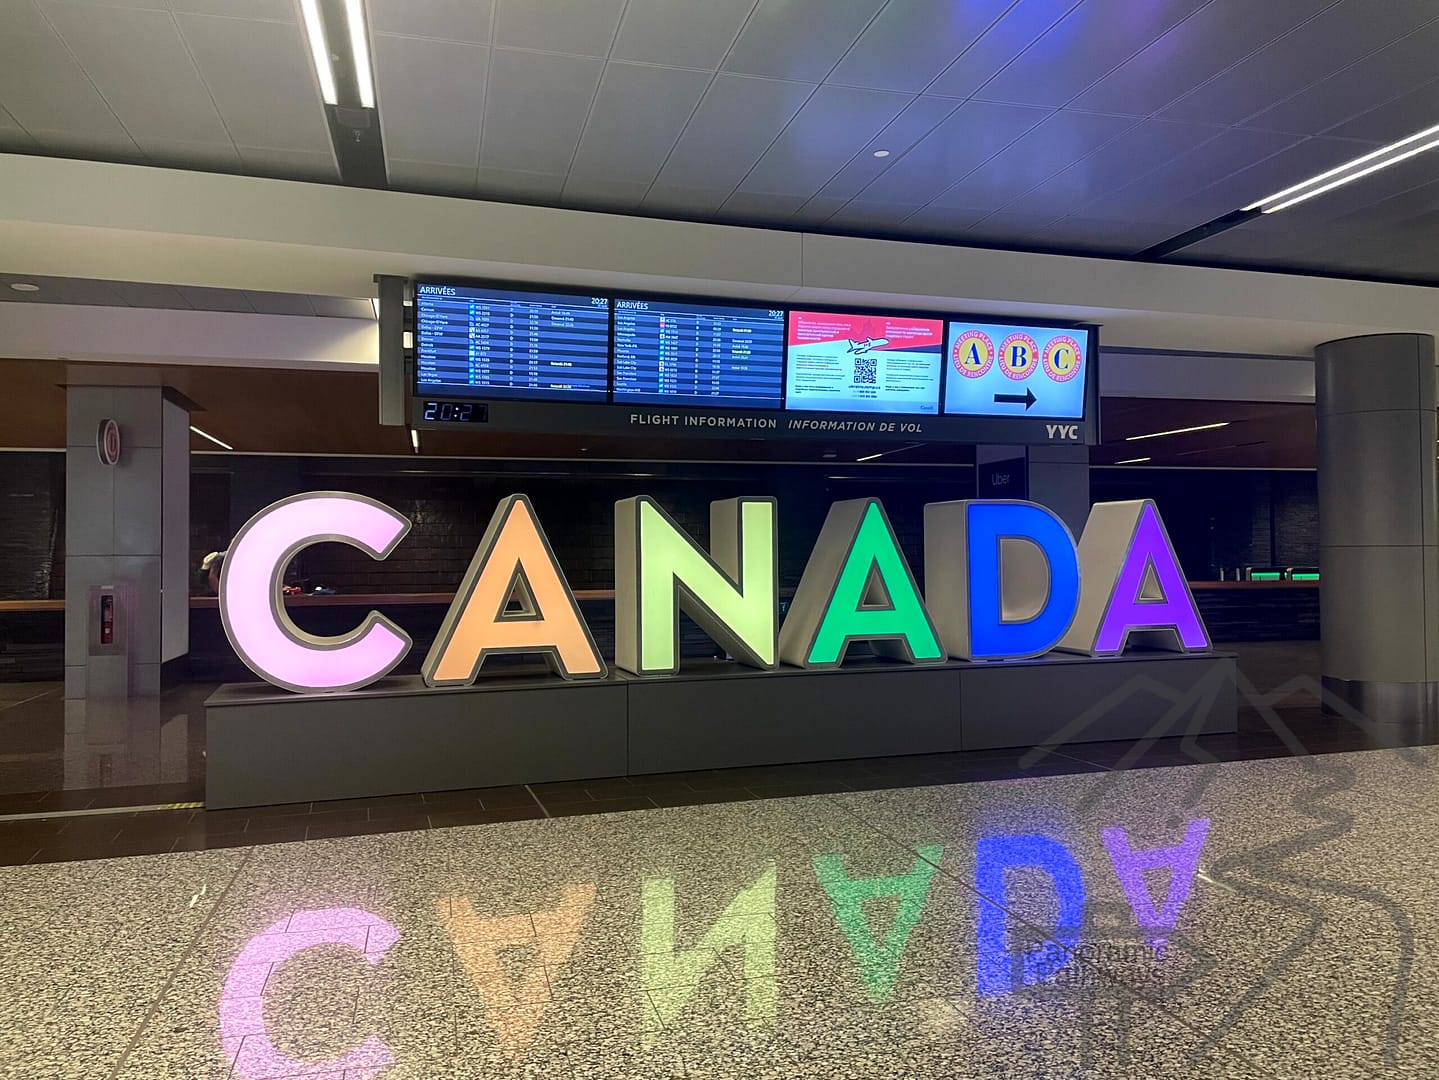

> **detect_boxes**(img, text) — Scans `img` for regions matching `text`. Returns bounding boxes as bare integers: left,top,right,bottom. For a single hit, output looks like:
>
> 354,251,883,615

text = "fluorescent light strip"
300,0,338,105
190,425,233,451
1124,422,1229,442
1244,120,1439,212
856,441,924,463
1266,135,1439,213
344,0,375,109
410,429,420,453
1115,456,1151,465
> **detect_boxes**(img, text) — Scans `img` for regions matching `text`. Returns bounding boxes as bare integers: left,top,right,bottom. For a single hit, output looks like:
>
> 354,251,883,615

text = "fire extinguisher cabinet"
86,583,133,698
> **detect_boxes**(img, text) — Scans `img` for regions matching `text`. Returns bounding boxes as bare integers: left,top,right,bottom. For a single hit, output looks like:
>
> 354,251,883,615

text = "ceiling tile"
1078,126,1303,220
1323,78,1439,145
475,166,567,203
828,0,1013,93
640,184,732,215
108,281,193,309
853,100,1051,205
716,191,809,221
175,13,333,152
723,0,884,82
612,0,756,70
1160,0,1439,126
40,0,227,143
927,0,1077,99
567,62,711,186
170,0,295,20
374,35,487,166
388,159,477,195
736,85,913,197
1014,117,1227,217
823,200,927,232
652,73,814,190
973,0,1212,109
177,285,253,312
244,291,313,315
559,177,651,211
493,0,626,58
235,145,338,180
1070,0,1333,117
480,48,603,173
370,0,492,44
924,209,1064,246
1244,21,1439,137
807,95,962,202
788,195,848,225
1025,214,1192,253
926,109,1138,213
137,138,242,170
23,127,142,159
0,103,38,149
0,1,135,142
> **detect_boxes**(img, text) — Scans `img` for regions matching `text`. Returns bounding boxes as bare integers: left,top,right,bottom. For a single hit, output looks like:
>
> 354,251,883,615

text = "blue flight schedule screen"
414,284,610,403
613,298,785,409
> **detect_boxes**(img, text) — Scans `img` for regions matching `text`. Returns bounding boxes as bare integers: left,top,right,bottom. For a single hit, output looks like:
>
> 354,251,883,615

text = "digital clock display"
420,401,489,423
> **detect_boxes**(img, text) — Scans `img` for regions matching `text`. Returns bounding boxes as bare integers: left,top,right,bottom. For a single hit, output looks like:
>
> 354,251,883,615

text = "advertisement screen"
784,311,943,415
942,322,1089,420
613,298,784,409
414,284,611,403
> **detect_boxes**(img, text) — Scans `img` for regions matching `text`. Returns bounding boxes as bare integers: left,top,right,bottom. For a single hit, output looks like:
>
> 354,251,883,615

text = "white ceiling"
1,0,1438,281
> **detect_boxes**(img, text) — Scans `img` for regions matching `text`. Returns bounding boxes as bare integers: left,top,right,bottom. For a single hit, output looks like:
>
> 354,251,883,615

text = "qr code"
854,356,877,384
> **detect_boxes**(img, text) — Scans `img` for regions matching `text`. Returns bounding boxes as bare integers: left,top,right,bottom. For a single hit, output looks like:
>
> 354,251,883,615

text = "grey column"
976,444,1090,538
1315,333,1439,724
65,387,191,699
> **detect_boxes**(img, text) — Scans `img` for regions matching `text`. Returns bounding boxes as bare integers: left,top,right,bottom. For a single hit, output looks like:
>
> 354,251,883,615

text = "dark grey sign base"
206,651,1236,808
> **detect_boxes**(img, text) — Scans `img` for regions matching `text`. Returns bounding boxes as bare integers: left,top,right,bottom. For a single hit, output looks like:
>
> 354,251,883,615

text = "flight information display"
413,284,611,402
943,322,1090,419
784,310,943,414
613,298,785,408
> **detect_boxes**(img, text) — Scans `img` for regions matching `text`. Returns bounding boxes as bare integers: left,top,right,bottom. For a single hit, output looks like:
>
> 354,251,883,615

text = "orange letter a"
423,495,605,684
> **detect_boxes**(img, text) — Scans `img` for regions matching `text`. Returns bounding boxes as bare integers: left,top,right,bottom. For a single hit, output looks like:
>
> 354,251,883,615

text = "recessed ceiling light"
872,149,891,158
1124,422,1230,442
8,282,39,292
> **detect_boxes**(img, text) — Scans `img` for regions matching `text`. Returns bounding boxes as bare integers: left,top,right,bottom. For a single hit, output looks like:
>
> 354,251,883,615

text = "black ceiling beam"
315,0,388,189
1136,207,1264,261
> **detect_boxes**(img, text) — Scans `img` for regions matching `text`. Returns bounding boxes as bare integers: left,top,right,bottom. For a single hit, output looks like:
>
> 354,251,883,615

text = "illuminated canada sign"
218,492,1209,694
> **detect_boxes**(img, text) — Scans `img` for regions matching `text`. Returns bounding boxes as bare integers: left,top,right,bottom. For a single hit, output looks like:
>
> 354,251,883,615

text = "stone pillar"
65,387,191,698
976,444,1090,538
1315,334,1439,723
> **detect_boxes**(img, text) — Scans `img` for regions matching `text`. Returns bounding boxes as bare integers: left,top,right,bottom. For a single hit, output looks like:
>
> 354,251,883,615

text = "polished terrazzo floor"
5,742,1438,1079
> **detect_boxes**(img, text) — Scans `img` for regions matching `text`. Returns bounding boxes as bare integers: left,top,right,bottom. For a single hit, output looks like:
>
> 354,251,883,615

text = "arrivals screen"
613,298,784,409
943,322,1090,420
413,284,611,403
784,310,943,415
